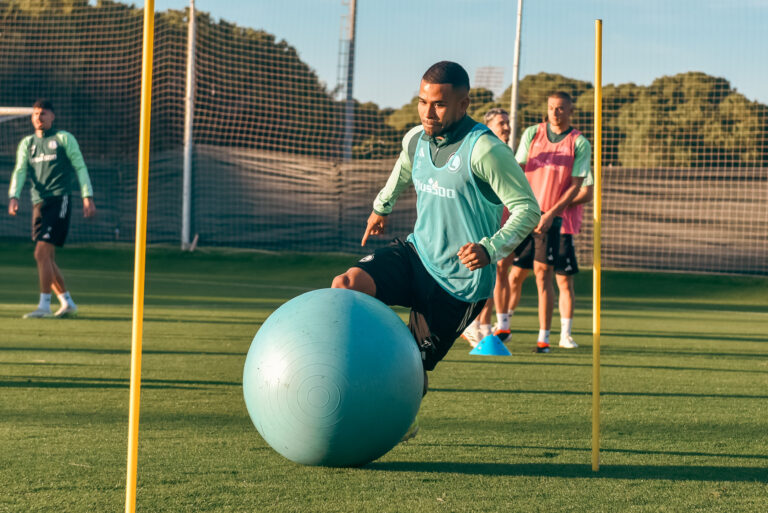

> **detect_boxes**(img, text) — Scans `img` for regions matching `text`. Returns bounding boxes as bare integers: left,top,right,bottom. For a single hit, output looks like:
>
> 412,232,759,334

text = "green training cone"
469,334,512,356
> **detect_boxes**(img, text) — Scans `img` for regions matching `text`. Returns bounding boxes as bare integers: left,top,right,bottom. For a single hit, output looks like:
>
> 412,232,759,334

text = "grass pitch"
0,240,766,512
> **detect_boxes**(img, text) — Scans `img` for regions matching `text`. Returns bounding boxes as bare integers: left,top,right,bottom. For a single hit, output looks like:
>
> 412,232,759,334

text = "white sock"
38,293,52,310
480,324,492,338
507,310,515,317
560,318,573,338
497,313,509,331
537,329,550,344
57,291,75,307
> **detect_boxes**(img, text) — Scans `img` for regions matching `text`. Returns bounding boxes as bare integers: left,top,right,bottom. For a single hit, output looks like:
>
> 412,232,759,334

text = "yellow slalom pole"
592,18,603,473
125,1,155,512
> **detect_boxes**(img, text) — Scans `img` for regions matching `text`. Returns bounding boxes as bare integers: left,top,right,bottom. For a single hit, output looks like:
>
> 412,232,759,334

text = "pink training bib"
523,123,583,234
560,201,584,235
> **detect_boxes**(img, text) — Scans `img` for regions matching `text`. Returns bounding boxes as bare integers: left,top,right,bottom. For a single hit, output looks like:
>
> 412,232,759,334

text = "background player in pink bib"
509,92,591,353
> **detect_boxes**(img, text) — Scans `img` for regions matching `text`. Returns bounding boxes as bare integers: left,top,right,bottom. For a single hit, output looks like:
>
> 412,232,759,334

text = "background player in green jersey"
461,107,516,346
7,99,96,319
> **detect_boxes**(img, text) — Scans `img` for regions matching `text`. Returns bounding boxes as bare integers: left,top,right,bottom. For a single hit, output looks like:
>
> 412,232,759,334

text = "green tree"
386,96,420,134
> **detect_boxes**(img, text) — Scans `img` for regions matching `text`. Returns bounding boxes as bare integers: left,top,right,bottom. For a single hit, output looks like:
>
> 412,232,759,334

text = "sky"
121,0,768,109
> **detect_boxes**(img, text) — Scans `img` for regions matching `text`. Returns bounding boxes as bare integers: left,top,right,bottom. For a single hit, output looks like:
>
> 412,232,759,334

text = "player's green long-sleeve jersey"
373,115,540,263
8,129,93,204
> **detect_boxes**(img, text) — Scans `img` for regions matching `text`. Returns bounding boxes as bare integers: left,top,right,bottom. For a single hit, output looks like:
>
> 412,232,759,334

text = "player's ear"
459,91,470,112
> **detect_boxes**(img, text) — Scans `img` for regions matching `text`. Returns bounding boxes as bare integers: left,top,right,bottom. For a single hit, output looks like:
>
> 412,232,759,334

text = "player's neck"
548,122,571,135
433,114,469,142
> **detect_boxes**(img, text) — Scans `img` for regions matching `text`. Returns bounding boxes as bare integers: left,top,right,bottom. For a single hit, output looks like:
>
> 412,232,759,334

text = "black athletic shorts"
354,238,486,371
512,216,562,269
32,195,71,247
554,234,579,276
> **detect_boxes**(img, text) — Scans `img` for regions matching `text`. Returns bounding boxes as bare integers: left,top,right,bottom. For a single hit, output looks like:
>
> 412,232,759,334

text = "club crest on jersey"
447,153,461,172
48,140,58,150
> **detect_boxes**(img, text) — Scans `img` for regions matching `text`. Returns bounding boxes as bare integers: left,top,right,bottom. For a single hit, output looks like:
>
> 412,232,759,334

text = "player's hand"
457,242,490,271
361,212,387,246
83,197,96,218
8,198,19,216
534,212,553,234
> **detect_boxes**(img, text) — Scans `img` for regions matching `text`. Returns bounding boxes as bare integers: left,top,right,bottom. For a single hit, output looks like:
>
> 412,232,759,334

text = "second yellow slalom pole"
125,1,155,511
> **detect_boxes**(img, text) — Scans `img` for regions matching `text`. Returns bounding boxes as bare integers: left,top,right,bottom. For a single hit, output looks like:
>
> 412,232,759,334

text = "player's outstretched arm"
361,212,388,246
363,126,419,246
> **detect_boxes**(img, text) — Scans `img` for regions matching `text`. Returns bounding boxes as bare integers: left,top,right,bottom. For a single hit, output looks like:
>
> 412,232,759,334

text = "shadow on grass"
365,461,768,482
599,331,768,344
0,361,95,367
0,375,240,389
449,358,768,374
0,346,243,356
430,387,768,400
0,315,262,326
602,299,768,315
423,442,768,461
453,347,768,359
604,347,768,359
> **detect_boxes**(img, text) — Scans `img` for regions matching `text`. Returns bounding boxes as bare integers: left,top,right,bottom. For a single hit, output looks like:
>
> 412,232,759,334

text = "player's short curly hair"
422,61,470,91
548,91,573,104
33,99,55,112
483,107,509,125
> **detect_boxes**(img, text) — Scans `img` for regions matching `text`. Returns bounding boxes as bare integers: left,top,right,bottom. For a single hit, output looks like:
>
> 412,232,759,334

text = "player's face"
418,80,470,137
486,113,511,144
31,107,54,132
547,97,573,130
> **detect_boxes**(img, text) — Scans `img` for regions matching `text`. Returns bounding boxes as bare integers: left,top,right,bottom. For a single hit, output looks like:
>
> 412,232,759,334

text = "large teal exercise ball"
243,288,424,467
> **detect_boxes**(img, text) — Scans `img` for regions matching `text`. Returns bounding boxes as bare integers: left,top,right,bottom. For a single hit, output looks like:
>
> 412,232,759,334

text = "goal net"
1,1,765,275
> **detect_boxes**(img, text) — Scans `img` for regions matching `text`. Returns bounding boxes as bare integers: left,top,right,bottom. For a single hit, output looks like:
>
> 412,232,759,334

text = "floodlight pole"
181,0,196,250
125,1,154,511
343,0,357,160
508,0,523,149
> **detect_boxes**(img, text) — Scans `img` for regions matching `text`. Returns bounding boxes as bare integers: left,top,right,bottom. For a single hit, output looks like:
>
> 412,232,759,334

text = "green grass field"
1,240,766,512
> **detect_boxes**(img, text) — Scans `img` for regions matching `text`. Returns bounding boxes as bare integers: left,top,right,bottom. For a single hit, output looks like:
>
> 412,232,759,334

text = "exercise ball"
243,288,423,467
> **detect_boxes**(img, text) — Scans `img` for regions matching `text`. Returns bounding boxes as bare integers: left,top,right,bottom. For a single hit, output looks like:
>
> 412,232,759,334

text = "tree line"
379,72,768,168
1,0,766,167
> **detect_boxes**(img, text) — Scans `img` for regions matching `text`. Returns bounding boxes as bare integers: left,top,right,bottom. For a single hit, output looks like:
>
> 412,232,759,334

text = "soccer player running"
7,99,96,318
332,61,539,398
508,92,591,352
461,107,517,346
